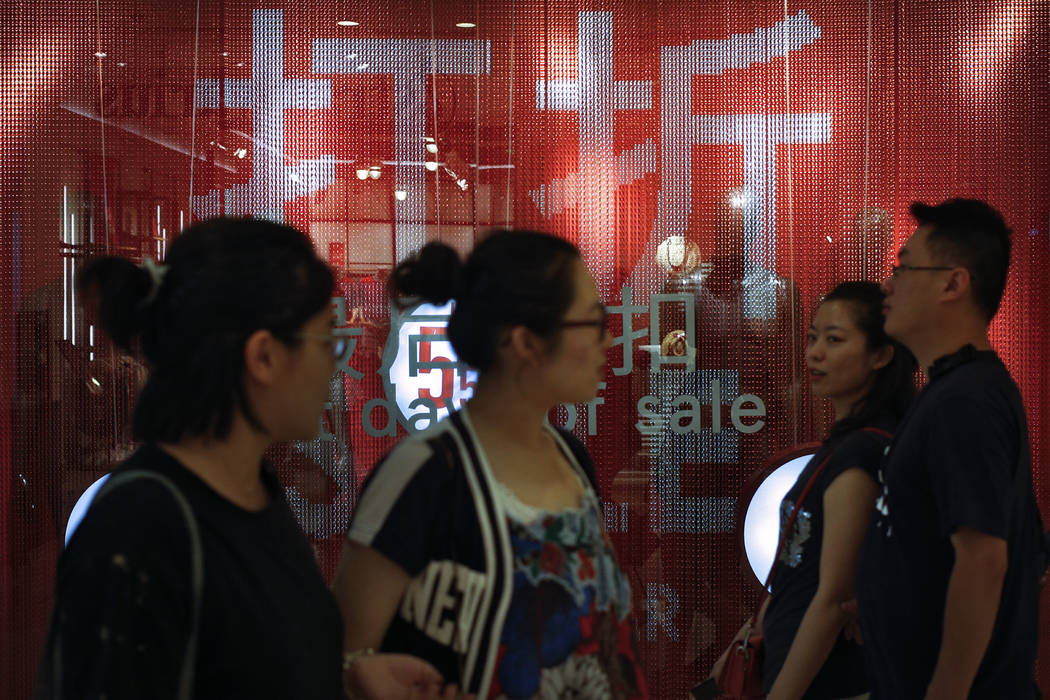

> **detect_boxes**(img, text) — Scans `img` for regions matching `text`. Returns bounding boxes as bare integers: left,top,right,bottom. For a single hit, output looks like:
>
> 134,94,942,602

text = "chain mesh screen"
2,1,1048,697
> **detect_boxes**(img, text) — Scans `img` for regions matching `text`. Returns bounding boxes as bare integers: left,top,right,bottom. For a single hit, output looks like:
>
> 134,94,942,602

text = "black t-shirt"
857,349,1042,699
46,444,344,699
762,423,891,699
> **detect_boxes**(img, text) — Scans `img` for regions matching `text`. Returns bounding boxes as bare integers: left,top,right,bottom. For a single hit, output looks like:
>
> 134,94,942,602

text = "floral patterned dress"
488,480,648,699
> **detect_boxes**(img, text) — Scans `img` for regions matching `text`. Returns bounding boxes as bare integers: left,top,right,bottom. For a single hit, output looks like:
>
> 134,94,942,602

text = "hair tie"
139,257,170,306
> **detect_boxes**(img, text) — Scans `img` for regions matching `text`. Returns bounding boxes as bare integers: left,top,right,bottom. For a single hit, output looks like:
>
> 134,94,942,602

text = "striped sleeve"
348,437,450,576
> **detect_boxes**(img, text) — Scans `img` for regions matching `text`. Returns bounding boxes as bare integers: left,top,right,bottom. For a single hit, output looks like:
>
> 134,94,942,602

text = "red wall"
2,1,1048,697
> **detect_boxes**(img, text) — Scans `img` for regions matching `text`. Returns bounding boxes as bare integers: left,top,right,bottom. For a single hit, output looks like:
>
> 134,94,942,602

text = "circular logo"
380,301,478,433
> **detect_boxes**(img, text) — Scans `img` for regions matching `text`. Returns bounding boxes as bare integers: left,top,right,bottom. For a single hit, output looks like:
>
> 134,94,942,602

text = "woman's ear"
871,343,894,371
243,329,282,386
506,325,550,367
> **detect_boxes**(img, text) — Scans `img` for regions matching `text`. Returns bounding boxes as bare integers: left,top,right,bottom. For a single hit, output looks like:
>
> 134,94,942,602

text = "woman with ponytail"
335,230,649,699
710,281,916,700
38,218,450,699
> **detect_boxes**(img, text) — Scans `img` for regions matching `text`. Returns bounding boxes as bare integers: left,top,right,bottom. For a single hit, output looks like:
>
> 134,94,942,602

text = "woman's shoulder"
74,446,196,534
60,450,199,591
354,427,466,523
823,424,893,475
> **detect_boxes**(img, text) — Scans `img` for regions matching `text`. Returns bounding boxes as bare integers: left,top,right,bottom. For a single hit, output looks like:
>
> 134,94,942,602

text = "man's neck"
912,327,992,373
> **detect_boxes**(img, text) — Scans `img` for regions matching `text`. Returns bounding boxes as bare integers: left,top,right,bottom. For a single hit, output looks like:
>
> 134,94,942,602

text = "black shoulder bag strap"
35,470,203,700
752,426,893,622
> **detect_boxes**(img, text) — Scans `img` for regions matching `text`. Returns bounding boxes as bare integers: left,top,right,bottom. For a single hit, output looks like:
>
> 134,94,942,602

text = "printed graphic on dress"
873,467,892,538
492,499,646,699
777,499,813,568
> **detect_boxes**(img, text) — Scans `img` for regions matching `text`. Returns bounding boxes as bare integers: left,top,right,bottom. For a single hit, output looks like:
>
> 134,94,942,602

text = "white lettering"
646,582,680,641
454,568,487,653
424,563,457,645
399,561,488,653
670,395,703,434
400,563,442,629
731,394,766,434
635,396,662,434
711,378,721,434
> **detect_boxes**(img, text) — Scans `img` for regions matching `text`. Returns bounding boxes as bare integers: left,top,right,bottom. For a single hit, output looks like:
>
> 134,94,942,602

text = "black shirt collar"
927,344,996,381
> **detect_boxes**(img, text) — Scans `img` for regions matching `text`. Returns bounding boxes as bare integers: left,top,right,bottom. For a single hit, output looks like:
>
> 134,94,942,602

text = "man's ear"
243,329,282,386
941,267,972,303
506,325,549,367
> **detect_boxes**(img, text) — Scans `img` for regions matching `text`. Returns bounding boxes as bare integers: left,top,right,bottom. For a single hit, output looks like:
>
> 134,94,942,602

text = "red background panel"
2,1,1047,698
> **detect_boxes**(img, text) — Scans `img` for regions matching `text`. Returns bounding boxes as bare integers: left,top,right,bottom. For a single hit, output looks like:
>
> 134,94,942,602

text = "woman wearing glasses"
38,218,450,699
334,230,648,699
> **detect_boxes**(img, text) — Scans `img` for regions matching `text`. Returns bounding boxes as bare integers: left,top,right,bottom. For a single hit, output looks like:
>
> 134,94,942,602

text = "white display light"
65,474,112,546
742,451,814,585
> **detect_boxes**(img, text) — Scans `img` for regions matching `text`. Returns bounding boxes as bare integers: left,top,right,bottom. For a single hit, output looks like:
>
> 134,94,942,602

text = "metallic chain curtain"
1,1,1048,698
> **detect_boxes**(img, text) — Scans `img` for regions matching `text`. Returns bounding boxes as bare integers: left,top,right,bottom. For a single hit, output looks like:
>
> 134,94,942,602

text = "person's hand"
436,685,475,700
708,617,754,681
840,599,863,644
708,643,731,685
346,653,471,700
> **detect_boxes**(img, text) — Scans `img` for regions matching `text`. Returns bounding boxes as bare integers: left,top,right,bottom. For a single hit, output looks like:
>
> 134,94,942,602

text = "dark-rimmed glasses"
296,332,348,359
558,306,610,340
890,264,954,278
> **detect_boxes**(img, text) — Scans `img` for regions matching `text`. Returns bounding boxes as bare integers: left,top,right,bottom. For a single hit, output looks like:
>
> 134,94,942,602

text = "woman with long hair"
38,218,449,699
714,281,916,700
334,230,649,699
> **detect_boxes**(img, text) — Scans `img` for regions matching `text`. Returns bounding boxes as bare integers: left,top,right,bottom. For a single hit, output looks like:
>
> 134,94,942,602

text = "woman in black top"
38,219,450,699
715,282,916,700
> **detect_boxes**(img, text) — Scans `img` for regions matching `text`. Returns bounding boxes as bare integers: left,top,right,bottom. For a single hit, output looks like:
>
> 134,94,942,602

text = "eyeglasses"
890,264,955,278
296,332,348,359
558,307,610,340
